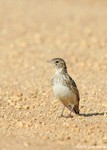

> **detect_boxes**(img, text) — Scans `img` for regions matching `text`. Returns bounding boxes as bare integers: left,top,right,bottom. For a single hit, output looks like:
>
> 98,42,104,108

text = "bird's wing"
65,75,80,102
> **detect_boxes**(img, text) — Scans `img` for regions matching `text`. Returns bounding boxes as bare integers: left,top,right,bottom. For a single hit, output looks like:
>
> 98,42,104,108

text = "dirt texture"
0,0,107,149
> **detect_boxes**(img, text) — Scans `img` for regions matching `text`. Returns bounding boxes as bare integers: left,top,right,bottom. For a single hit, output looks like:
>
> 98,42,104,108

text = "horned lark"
47,58,80,117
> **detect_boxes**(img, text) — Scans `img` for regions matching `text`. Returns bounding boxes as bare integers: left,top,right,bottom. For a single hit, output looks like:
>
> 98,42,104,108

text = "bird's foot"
58,114,73,118
65,114,73,118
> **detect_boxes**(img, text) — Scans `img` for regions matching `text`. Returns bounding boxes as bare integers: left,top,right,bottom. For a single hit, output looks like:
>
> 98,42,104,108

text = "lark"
47,58,80,117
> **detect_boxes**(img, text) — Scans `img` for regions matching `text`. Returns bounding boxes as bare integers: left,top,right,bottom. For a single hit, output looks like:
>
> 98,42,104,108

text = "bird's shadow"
79,112,107,117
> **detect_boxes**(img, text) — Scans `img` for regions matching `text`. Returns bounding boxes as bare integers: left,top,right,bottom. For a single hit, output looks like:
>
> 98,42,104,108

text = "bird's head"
47,58,67,72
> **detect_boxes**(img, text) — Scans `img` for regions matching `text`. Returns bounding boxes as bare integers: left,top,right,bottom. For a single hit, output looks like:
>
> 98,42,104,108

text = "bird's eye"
56,61,59,63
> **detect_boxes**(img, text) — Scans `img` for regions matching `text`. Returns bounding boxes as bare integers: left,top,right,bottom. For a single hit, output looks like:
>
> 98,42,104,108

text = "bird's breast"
52,83,75,99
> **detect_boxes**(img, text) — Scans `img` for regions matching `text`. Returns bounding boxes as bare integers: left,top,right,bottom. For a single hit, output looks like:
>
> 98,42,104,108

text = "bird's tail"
73,103,79,114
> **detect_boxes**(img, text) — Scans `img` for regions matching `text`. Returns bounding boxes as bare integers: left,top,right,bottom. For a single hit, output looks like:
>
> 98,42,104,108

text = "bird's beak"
47,60,52,63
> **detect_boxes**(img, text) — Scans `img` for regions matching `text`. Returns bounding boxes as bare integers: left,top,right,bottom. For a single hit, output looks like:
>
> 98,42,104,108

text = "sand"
0,0,107,149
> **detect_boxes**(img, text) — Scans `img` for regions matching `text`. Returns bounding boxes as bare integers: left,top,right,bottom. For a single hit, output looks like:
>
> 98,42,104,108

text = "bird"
47,58,80,118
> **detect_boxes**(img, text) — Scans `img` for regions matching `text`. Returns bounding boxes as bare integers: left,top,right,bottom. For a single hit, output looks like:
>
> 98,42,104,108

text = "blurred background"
0,0,107,150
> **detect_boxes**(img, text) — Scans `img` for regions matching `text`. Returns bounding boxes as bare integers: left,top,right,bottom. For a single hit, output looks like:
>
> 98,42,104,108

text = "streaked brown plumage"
47,58,80,117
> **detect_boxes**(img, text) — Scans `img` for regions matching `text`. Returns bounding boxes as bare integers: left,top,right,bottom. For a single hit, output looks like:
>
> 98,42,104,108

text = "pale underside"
52,83,78,107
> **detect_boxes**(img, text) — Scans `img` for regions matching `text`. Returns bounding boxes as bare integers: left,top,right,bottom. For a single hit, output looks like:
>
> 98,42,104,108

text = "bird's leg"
65,111,73,118
59,106,65,117
69,110,73,117
65,105,73,118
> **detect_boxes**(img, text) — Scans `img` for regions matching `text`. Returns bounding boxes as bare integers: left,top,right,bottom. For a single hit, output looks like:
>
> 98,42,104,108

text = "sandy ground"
0,0,107,149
